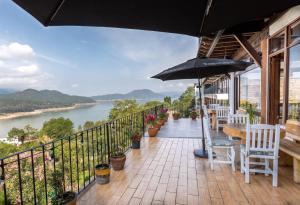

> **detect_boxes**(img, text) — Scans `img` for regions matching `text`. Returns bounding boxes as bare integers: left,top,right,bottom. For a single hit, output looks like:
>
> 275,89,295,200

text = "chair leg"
231,147,235,172
245,156,250,183
265,159,269,176
272,159,278,187
208,148,214,171
240,151,244,174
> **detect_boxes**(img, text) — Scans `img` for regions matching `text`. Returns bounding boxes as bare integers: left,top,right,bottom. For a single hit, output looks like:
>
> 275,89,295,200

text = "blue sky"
0,0,198,96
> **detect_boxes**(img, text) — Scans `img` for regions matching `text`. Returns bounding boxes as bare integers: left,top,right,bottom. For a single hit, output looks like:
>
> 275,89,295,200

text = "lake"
0,101,114,138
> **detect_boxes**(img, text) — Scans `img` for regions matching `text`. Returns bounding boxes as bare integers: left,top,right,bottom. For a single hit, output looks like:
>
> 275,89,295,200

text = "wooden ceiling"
197,32,256,59
197,32,257,85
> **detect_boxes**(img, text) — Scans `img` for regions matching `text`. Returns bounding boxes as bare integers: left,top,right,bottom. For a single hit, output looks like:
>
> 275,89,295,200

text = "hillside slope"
0,89,95,113
92,89,164,100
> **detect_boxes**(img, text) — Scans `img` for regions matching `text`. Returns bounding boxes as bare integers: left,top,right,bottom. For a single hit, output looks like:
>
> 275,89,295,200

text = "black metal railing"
0,105,162,205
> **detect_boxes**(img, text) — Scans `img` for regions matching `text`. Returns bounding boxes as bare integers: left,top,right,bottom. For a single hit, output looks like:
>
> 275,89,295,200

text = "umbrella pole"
194,78,208,158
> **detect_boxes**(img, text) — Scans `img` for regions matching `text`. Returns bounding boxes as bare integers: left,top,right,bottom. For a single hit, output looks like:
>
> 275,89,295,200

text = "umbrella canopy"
151,58,252,81
12,0,300,37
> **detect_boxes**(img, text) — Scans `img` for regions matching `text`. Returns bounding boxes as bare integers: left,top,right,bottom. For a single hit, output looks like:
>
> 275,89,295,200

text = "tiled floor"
78,119,300,205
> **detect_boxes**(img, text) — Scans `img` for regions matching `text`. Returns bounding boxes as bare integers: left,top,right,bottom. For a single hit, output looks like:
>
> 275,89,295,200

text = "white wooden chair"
216,107,229,132
208,104,219,109
240,124,281,187
228,113,249,124
203,117,236,171
202,105,209,118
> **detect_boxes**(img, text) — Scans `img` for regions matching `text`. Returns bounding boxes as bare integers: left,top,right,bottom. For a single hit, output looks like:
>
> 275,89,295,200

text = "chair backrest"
202,105,209,118
246,124,281,156
228,113,249,124
208,104,219,109
203,117,212,146
216,107,229,118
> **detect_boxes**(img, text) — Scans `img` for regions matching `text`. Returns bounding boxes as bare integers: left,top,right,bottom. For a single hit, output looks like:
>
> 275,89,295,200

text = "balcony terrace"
77,118,300,205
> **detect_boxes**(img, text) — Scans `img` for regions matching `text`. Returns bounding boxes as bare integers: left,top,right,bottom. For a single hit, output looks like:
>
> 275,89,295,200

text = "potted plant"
50,170,77,205
172,112,180,120
160,108,169,122
190,110,198,120
110,147,126,170
130,128,142,149
95,163,110,184
145,114,158,137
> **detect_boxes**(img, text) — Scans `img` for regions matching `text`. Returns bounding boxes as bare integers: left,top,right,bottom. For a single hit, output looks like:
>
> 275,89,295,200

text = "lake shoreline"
0,103,97,120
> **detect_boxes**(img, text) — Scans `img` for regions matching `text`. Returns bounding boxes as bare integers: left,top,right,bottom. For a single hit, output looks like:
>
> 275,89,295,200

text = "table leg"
293,158,300,183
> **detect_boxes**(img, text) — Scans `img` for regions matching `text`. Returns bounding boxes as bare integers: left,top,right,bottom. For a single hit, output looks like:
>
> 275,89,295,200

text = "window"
289,21,300,46
239,67,261,111
270,32,285,53
288,44,300,121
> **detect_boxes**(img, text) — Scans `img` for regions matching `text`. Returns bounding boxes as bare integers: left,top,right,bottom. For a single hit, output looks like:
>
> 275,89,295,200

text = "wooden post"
260,39,268,123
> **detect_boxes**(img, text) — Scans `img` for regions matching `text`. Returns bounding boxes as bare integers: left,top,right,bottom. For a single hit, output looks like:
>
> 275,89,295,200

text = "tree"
41,117,74,139
24,124,38,140
163,96,172,107
143,100,161,109
8,127,26,144
0,142,18,158
83,121,95,130
109,100,140,119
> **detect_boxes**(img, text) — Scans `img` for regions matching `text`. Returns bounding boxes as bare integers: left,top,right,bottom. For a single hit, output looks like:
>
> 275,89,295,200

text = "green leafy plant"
190,110,199,118
129,128,142,142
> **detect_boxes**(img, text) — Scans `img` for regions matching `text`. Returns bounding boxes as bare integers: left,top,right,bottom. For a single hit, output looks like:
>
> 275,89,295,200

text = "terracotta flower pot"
110,154,126,171
158,119,165,126
173,114,180,120
148,127,158,137
191,116,197,120
154,123,161,130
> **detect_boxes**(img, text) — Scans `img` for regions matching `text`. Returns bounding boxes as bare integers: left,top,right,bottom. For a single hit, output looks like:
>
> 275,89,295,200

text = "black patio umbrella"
12,0,300,37
152,58,252,158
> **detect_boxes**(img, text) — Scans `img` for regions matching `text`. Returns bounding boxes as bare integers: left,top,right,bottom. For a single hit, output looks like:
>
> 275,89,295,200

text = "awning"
12,0,300,37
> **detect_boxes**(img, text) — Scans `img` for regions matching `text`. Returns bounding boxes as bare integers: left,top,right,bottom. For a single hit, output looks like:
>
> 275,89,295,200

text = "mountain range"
92,89,177,100
0,89,95,113
0,88,180,114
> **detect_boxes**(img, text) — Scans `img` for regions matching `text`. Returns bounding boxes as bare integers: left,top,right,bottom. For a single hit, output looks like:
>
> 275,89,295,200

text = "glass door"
269,53,285,124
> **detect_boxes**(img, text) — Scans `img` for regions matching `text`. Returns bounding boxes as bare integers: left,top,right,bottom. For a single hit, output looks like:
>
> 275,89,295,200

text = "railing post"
1,159,7,205
106,123,111,163
142,111,145,137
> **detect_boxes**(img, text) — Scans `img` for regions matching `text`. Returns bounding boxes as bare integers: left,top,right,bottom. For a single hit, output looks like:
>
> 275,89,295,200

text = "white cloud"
0,42,51,89
71,83,79,88
0,42,35,60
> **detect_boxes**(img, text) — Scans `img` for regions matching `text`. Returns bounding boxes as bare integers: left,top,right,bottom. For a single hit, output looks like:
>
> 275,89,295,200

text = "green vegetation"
109,99,140,119
41,117,74,139
7,124,38,144
0,89,95,113
171,86,195,117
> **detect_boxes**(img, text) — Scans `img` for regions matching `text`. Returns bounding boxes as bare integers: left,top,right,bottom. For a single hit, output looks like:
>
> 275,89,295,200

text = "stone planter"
110,154,126,171
95,163,110,184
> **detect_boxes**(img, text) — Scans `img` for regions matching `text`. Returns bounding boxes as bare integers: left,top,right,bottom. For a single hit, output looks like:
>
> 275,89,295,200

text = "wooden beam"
234,34,262,67
206,30,224,57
